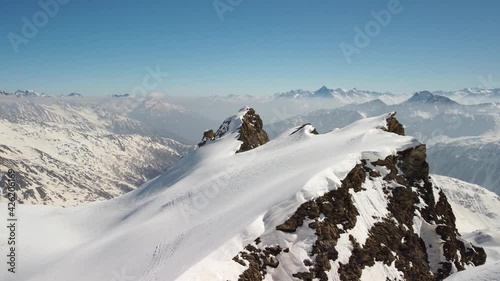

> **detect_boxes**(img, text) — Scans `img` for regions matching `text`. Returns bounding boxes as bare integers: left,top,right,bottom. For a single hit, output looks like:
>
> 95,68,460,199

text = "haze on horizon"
0,0,499,96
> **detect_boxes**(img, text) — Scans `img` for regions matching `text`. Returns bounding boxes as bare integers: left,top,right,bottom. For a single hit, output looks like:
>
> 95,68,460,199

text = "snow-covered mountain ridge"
267,97,500,194
2,109,498,281
0,99,192,206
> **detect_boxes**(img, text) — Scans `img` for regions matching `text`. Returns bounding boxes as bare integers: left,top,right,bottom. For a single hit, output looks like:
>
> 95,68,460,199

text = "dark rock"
198,129,215,147
237,108,269,153
198,108,269,153
399,144,430,182
235,244,283,281
384,112,405,136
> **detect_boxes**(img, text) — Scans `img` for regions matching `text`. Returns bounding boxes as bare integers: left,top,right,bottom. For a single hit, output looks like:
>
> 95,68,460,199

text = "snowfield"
0,111,499,280
433,175,500,267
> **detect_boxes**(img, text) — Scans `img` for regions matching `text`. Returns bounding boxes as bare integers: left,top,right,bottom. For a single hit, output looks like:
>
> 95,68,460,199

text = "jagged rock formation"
384,112,405,136
235,108,269,152
198,107,269,153
233,239,284,281
232,115,486,281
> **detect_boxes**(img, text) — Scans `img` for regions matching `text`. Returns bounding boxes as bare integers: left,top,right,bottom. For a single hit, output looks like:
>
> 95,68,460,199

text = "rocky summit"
198,106,269,153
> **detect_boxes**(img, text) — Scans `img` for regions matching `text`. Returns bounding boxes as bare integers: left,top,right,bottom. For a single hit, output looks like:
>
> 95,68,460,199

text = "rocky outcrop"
233,239,284,281
198,107,269,153
198,130,215,146
236,108,269,152
233,115,485,281
384,112,405,136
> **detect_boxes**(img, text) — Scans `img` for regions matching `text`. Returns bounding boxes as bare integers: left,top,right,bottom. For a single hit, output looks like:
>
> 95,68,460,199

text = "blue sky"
0,0,499,96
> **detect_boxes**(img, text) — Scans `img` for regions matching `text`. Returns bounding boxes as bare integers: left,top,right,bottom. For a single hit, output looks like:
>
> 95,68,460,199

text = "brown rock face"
197,107,269,153
399,144,430,182
385,112,405,136
198,129,215,147
237,108,269,153
233,239,284,281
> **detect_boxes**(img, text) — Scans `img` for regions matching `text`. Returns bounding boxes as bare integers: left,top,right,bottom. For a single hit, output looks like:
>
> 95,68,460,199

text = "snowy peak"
441,87,500,97
198,106,269,153
63,92,82,97
405,91,459,105
14,89,50,97
274,89,314,99
314,86,334,98
110,93,131,98
273,86,398,105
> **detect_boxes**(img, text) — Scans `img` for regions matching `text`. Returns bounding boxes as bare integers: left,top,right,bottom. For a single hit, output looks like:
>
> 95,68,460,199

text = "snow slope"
428,135,500,195
267,100,500,194
444,261,500,281
1,110,497,281
433,175,500,262
433,175,500,281
0,112,423,281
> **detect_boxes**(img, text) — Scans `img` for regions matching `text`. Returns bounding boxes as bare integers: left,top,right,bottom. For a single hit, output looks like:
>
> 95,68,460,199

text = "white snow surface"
0,112,424,281
0,109,499,280
444,261,500,281
434,175,500,281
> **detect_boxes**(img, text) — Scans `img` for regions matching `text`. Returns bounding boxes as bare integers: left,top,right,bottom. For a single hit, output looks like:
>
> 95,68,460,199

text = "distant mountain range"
274,86,402,104
404,91,459,105
0,90,83,97
4,86,499,103
275,86,500,104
